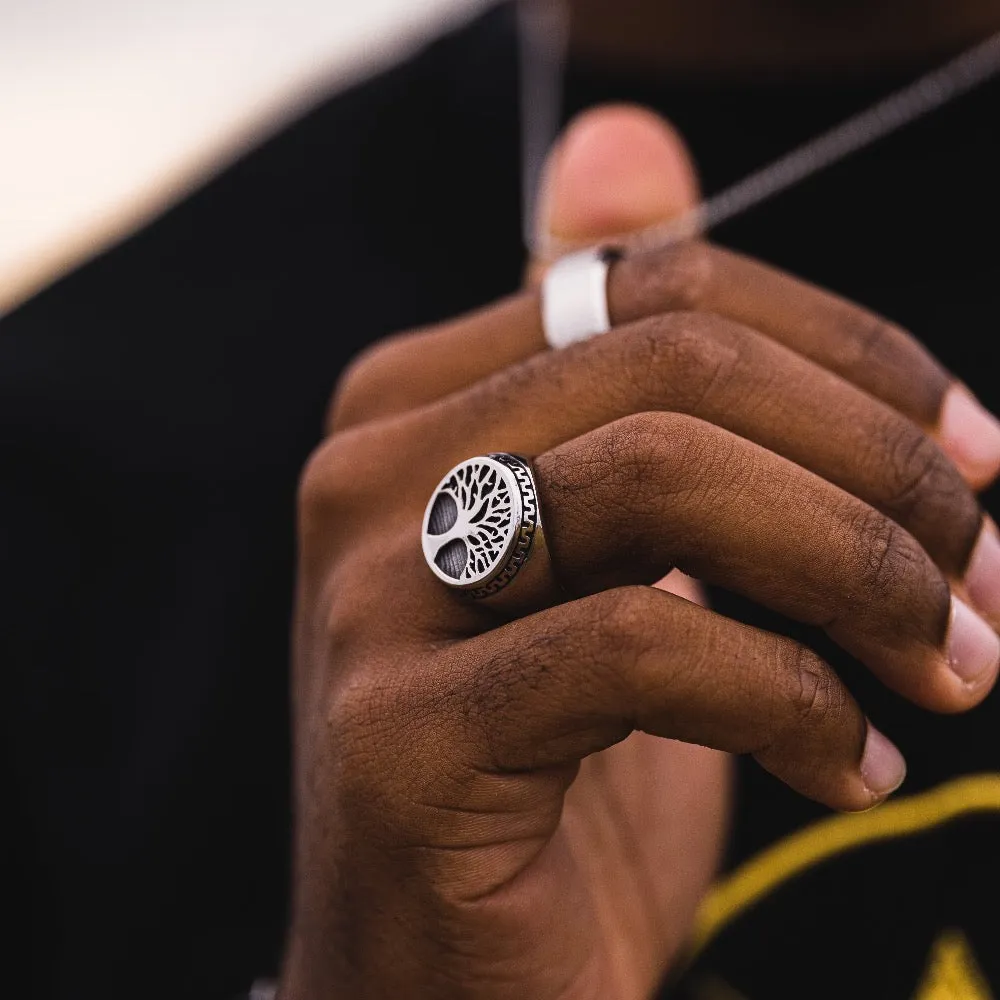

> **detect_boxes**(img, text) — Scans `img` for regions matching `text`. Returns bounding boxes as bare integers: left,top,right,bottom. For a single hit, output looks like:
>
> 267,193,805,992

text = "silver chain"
519,0,1000,260
516,0,570,251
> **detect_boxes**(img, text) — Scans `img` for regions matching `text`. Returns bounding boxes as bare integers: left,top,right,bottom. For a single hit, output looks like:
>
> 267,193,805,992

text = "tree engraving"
425,460,515,583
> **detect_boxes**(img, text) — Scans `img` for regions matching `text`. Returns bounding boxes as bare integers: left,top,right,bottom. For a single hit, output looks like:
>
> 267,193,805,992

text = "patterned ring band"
422,453,547,600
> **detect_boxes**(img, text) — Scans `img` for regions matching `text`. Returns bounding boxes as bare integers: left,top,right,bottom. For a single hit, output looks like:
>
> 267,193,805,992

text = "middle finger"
331,242,1000,495
530,411,999,714
412,310,986,586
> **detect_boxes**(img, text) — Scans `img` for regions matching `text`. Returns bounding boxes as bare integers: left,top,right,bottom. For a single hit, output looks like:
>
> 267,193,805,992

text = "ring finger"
410,412,999,714
391,311,989,595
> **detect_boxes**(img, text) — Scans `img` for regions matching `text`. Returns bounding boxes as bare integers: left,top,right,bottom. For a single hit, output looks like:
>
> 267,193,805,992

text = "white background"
0,0,485,313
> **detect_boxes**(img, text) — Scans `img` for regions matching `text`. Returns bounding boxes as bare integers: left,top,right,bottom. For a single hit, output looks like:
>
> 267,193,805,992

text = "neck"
567,0,1000,78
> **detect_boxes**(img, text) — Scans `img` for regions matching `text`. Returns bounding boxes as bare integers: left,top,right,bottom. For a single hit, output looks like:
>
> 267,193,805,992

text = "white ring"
541,248,616,349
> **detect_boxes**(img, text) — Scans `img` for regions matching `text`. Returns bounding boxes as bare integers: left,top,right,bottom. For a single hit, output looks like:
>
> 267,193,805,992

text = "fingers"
440,586,902,812
330,105,697,430
327,107,1000,490
530,412,999,712
420,312,984,583
331,239,1000,498
328,295,541,431
606,242,1000,488
332,144,1000,496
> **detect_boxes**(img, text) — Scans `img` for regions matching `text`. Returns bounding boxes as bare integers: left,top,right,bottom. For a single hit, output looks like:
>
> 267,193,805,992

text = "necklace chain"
518,0,1000,260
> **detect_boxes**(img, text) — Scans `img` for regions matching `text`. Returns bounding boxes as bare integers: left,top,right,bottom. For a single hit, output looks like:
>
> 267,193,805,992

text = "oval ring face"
422,456,523,590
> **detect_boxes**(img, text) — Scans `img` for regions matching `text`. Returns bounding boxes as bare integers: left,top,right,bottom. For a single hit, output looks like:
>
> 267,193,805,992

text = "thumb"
528,104,699,284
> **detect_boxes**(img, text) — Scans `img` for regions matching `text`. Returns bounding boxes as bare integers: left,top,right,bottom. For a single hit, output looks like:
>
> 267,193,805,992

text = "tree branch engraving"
426,460,515,582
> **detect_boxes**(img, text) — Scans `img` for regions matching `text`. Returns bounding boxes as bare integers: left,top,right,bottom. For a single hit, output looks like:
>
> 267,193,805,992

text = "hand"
279,108,1000,1000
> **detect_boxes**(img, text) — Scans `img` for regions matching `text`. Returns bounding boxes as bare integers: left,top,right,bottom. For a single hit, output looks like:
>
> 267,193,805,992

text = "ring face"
422,454,540,598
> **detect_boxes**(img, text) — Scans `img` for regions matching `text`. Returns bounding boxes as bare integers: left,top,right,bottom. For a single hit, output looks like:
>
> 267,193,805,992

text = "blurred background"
7,4,1000,998
0,0,487,316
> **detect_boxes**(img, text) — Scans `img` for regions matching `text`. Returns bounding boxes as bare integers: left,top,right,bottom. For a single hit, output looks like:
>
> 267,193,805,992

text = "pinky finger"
439,587,906,812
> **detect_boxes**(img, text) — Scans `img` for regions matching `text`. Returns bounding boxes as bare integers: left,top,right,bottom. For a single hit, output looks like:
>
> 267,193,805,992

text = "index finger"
330,242,1000,493
608,241,1000,489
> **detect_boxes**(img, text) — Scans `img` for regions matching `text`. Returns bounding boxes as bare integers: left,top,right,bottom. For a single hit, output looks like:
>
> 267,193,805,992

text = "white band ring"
541,247,620,350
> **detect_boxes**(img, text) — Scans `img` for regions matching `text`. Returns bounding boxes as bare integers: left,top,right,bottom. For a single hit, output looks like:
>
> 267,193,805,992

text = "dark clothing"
4,5,998,997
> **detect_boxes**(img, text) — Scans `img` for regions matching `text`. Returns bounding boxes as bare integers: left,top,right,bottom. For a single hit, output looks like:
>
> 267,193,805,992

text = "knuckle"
606,410,699,471
324,668,489,865
597,410,728,521
299,414,408,520
848,506,925,604
619,312,744,412
593,412,681,514
541,413,660,505
298,436,346,515
824,308,948,424
298,427,397,553
877,422,981,573
464,645,537,749
328,672,384,742
329,668,440,774
835,310,902,375
880,422,955,516
470,589,650,722
611,411,674,475
298,433,361,516
589,586,657,648
327,330,418,431
785,646,841,728
588,588,667,694
614,322,672,405
327,525,421,638
328,343,383,430
835,504,951,644
325,674,406,804
625,240,715,315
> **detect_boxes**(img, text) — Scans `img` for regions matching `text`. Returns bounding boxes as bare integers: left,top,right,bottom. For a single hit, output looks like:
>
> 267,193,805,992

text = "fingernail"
964,520,1000,624
860,725,907,797
939,385,1000,488
946,594,1000,686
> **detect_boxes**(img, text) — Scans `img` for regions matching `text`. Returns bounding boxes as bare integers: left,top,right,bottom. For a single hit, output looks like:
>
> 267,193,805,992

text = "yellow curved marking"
691,773,1000,955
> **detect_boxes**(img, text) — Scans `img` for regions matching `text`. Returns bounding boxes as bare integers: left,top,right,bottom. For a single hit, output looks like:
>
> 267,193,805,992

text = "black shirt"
4,5,998,998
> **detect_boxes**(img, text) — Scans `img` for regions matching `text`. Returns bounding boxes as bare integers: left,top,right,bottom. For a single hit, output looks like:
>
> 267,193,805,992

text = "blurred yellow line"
691,773,1000,955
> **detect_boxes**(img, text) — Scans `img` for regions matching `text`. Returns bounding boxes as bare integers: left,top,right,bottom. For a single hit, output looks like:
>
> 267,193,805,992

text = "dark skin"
278,7,1000,998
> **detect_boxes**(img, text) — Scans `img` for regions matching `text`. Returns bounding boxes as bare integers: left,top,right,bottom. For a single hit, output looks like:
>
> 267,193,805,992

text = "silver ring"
422,453,544,599
541,247,619,349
